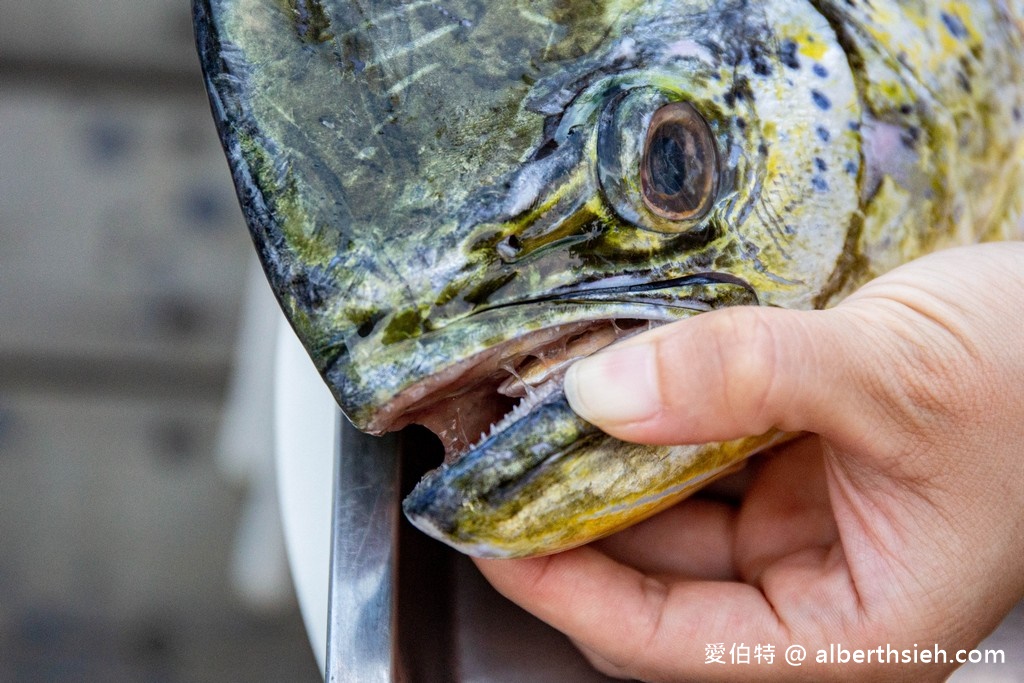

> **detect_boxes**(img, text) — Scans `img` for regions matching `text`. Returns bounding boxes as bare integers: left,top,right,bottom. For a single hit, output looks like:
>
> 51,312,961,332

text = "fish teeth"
467,321,656,454
468,379,560,453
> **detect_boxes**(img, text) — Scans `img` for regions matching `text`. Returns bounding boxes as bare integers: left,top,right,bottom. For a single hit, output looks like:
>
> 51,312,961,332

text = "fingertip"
563,342,662,426
566,305,869,446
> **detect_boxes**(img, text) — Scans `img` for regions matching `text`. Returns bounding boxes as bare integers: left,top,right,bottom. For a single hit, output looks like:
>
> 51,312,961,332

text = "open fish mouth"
379,316,649,460
374,273,760,557
397,316,648,556
372,272,757,456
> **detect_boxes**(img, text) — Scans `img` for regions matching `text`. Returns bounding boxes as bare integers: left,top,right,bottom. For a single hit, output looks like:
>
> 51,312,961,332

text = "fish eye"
640,102,718,221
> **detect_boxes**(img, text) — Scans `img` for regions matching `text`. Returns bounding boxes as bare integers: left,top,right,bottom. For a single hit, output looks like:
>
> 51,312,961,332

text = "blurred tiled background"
0,1,320,680
1,2,1022,682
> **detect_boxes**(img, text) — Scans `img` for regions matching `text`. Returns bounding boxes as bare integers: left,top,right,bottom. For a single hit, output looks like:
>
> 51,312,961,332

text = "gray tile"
0,390,321,682
0,83,251,372
0,391,235,620
0,1,199,73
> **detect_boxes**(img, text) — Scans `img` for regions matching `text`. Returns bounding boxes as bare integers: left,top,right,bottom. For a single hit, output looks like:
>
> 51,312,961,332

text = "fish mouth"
371,273,759,557
375,317,650,462
368,272,756,459
394,317,653,556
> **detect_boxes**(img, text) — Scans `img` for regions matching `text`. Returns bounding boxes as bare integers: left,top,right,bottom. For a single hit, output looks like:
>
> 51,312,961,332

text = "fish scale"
195,0,1024,557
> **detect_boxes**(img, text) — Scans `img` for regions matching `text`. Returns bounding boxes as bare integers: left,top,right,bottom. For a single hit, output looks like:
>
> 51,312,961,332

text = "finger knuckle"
611,576,670,679
705,308,783,432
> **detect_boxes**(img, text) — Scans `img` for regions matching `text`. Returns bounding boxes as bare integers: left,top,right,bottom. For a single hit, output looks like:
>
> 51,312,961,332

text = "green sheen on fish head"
197,0,861,428
199,0,631,419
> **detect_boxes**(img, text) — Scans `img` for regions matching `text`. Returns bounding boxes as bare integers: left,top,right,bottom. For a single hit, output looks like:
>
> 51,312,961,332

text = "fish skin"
195,0,1024,557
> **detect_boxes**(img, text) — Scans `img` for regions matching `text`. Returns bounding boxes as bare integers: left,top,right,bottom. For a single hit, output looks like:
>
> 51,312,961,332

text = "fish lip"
543,271,756,300
469,271,758,317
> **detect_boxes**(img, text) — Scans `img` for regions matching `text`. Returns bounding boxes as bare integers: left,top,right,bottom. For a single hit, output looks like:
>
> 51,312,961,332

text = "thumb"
563,305,878,447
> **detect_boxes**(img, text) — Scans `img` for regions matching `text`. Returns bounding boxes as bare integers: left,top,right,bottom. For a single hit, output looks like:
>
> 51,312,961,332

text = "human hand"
473,242,1024,681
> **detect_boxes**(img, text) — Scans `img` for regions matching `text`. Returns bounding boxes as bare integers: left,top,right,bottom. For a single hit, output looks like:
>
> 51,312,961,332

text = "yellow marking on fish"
386,63,441,97
798,34,827,61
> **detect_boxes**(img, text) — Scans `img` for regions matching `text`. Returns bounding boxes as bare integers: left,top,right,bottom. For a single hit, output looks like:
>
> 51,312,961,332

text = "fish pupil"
640,102,718,222
648,124,701,204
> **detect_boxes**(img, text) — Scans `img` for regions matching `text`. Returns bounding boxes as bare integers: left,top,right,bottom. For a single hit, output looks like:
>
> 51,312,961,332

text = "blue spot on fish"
812,63,828,78
811,90,831,110
812,176,829,192
814,157,827,172
941,12,969,40
779,40,800,69
844,160,858,175
816,126,831,142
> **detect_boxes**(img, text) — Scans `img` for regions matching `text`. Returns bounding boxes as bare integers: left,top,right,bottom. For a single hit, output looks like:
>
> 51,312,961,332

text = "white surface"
218,260,293,611
273,318,336,673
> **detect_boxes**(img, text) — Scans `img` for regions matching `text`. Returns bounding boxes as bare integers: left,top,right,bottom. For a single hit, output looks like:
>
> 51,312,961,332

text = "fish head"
196,0,862,556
